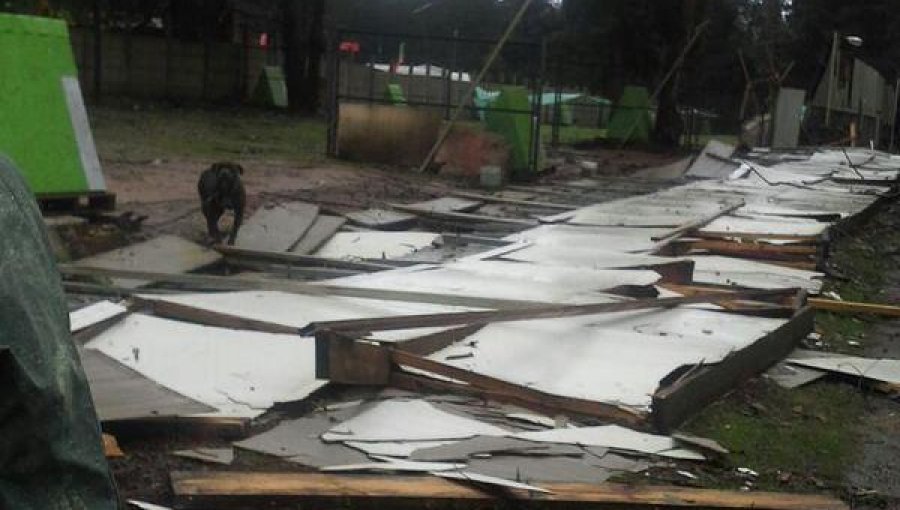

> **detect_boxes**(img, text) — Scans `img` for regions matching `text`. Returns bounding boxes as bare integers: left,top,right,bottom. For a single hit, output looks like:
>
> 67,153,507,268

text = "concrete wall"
70,28,276,103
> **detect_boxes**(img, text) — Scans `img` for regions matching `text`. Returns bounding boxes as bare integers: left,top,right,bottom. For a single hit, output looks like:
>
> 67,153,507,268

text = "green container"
0,13,106,195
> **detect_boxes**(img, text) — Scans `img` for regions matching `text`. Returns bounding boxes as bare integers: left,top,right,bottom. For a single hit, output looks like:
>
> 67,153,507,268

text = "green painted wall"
0,13,91,194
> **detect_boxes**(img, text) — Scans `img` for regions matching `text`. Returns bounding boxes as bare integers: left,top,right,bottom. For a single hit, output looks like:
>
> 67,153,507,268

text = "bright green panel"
607,85,653,144
0,13,90,194
485,85,542,173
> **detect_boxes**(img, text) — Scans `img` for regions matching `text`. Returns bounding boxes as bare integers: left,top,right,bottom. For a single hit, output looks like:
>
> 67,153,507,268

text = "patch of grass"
541,125,607,145
684,380,866,492
90,104,327,164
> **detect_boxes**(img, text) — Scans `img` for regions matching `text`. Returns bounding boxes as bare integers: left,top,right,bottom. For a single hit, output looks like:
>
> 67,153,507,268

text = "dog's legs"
227,202,244,245
203,204,224,244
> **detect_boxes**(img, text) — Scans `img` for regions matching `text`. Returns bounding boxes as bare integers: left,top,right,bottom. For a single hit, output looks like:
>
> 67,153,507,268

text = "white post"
890,77,900,153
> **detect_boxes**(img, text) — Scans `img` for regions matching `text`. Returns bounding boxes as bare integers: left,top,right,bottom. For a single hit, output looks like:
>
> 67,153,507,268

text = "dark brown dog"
197,162,246,245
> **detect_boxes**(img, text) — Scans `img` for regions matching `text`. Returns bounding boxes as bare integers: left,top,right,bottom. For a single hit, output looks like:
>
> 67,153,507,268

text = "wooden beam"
652,307,815,432
216,245,395,272
302,288,800,335
809,298,900,318
668,238,819,259
689,231,823,243
652,201,746,242
134,297,301,335
446,190,578,211
59,265,549,310
392,350,647,427
171,472,848,510
389,203,539,227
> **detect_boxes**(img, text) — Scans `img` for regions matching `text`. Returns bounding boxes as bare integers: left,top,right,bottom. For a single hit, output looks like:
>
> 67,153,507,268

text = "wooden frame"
170,472,848,510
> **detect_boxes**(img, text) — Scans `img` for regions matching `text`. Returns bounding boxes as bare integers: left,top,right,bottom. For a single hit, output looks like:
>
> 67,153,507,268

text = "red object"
339,40,361,54
259,33,270,48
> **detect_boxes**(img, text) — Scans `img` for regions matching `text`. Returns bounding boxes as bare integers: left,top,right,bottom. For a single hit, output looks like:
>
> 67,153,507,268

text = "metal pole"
890,77,899,153
417,0,536,173
825,31,838,127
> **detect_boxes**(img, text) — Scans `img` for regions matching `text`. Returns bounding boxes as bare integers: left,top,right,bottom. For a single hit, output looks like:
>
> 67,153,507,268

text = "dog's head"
210,162,244,206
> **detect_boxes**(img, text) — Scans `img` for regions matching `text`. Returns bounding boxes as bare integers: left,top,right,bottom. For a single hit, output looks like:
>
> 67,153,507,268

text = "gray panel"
62,76,106,191
291,215,346,255
79,347,213,421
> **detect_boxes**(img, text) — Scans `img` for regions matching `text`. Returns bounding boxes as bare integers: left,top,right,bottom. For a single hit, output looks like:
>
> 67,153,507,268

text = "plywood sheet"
79,347,214,421
236,202,319,252
74,235,222,288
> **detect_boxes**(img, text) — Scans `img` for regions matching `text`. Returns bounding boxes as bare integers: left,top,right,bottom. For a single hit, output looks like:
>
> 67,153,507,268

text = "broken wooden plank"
302,288,800,335
134,297,300,335
235,202,319,252
290,215,347,255
102,433,124,458
665,238,818,262
447,190,578,211
170,471,848,510
652,307,815,432
651,201,746,242
390,203,539,227
808,298,900,318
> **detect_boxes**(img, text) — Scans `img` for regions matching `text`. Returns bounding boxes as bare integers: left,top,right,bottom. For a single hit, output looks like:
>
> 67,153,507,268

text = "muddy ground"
71,105,900,508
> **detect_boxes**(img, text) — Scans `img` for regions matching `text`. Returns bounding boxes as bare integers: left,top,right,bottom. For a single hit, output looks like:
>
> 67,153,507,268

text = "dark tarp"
0,156,119,510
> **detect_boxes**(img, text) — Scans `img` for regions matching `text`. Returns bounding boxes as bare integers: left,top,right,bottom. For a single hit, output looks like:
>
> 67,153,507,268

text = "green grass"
90,104,327,164
684,382,865,492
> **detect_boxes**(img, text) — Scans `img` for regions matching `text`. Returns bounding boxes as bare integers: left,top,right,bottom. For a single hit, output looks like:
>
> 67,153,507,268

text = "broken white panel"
500,245,685,271
514,425,676,455
62,76,106,191
322,399,509,443
656,448,707,461
74,235,222,288
788,355,900,385
86,314,326,418
70,300,127,332
434,471,552,494
407,197,483,213
314,232,440,260
321,457,464,473
429,309,785,409
701,215,829,237
139,291,472,343
329,260,641,305
505,413,557,428
128,501,172,510
689,255,823,293
504,225,669,254
685,140,739,179
172,447,235,465
344,440,456,458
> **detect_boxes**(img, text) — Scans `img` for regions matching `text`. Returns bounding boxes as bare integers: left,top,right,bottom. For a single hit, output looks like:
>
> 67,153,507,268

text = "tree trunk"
283,0,325,114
